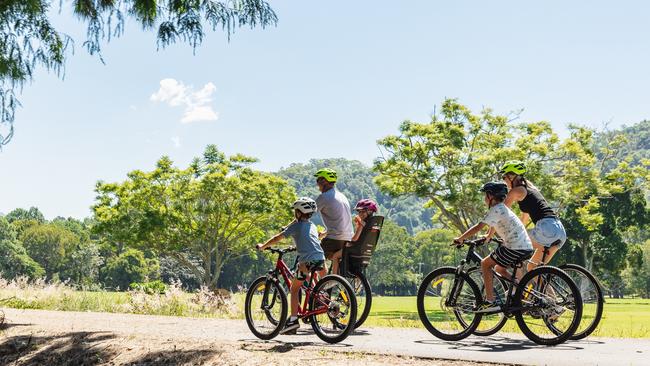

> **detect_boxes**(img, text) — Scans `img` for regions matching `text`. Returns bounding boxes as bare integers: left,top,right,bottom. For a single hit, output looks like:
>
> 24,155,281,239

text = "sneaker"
280,318,299,334
476,300,502,313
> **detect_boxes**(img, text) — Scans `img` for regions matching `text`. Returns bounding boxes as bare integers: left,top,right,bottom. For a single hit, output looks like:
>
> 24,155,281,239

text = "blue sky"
1,1,649,219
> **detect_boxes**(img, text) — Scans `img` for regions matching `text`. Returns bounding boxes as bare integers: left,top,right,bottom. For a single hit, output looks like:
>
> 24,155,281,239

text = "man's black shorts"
321,238,347,258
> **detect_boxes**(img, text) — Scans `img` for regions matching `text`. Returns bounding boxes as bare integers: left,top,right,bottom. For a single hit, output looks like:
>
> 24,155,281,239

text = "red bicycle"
244,247,358,343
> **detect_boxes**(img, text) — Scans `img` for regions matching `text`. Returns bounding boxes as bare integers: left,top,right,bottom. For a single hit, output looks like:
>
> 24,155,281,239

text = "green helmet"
314,168,337,183
499,160,527,176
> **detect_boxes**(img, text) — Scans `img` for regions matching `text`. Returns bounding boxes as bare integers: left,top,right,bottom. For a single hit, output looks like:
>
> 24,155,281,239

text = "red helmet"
354,199,378,213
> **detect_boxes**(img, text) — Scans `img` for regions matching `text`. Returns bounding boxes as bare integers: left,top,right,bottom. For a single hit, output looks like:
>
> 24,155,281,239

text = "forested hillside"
276,159,434,234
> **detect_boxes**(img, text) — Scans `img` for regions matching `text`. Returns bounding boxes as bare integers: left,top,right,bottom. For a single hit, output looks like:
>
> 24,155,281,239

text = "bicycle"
244,246,358,344
417,238,583,346
465,240,604,340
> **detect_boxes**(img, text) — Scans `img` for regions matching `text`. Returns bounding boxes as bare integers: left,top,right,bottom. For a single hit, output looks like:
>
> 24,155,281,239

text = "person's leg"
526,239,559,272
331,249,342,275
481,256,498,302
494,264,510,279
290,263,308,317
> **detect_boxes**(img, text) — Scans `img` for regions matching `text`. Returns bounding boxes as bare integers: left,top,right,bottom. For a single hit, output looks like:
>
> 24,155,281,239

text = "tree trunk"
581,239,592,273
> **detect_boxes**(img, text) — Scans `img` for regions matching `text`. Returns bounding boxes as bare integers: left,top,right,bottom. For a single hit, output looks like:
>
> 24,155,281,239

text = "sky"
1,1,649,219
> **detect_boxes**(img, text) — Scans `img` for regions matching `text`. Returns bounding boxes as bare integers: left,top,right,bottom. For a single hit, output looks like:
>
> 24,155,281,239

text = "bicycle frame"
265,250,330,319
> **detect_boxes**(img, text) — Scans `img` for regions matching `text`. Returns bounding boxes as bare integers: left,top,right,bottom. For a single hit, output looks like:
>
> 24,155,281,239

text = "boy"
256,197,326,334
454,182,533,312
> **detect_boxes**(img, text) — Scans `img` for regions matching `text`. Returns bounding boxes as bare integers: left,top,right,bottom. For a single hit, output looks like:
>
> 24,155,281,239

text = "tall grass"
0,276,239,318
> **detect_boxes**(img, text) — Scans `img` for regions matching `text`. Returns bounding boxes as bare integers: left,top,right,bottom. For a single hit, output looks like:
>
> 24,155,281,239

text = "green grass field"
2,283,649,338
364,296,650,338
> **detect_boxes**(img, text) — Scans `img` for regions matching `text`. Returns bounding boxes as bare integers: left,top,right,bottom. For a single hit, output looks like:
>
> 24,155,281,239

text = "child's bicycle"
417,238,583,346
462,239,604,340
244,246,358,344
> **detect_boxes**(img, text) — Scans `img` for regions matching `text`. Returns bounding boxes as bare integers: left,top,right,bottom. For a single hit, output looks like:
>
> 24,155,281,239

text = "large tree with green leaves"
93,145,295,288
374,98,560,233
1,0,277,146
0,216,44,279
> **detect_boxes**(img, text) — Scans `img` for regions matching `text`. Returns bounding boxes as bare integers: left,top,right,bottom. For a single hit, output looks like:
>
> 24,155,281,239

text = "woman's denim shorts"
528,217,567,248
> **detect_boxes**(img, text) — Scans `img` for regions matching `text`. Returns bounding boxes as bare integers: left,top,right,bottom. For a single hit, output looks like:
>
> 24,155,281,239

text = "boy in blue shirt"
257,197,326,334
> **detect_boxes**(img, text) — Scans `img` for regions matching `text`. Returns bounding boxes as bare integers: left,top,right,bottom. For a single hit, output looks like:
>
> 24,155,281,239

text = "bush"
130,280,167,295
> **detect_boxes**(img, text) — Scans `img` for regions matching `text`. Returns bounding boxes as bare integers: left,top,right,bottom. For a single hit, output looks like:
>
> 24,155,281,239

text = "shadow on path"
415,336,584,352
0,328,221,366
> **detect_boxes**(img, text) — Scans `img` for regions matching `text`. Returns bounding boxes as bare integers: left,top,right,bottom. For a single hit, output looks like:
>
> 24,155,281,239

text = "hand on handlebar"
256,243,265,251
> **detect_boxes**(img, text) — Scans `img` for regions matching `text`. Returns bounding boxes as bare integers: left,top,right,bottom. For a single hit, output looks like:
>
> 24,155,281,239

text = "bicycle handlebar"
452,237,504,248
266,246,296,254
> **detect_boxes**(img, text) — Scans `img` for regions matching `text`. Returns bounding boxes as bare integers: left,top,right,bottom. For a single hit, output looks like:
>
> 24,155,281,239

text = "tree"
1,0,277,146
93,145,295,289
366,220,417,295
413,228,457,276
374,98,560,233
0,216,44,279
20,223,79,278
101,248,157,290
5,207,45,223
60,242,104,288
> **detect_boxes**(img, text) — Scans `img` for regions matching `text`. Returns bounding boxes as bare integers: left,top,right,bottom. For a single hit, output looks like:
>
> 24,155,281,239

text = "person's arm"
520,212,531,227
504,186,526,208
485,227,496,242
350,216,365,242
256,233,285,251
454,222,487,243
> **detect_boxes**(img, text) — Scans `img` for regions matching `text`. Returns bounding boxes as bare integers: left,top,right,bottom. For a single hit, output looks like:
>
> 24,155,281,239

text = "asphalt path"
2,309,648,366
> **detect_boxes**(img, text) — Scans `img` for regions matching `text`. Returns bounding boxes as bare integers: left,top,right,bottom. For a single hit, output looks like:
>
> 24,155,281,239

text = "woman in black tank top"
498,161,567,272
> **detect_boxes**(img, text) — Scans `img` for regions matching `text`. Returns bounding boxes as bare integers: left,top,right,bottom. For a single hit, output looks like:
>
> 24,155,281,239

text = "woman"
498,161,567,271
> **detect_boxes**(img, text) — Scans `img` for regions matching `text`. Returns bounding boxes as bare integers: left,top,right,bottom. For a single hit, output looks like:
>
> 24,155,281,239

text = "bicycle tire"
309,274,358,344
344,271,372,329
514,266,582,346
417,266,483,341
558,264,604,340
245,276,287,340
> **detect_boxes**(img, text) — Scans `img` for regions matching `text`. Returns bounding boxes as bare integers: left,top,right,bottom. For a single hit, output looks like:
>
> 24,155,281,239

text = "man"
314,168,353,274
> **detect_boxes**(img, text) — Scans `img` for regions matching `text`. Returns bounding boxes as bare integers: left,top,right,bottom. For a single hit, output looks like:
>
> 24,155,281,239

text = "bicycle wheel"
559,264,604,340
417,266,483,341
245,276,288,340
465,267,509,336
514,266,582,346
343,271,372,329
309,274,358,344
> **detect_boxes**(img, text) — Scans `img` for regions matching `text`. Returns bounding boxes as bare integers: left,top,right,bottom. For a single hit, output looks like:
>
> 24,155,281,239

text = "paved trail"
2,309,649,365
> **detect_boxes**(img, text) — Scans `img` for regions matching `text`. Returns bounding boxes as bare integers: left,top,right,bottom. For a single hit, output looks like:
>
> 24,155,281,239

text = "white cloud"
171,136,181,148
151,79,219,123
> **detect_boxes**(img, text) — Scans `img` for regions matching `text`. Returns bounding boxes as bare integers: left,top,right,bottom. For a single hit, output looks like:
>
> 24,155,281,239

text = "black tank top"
518,186,556,224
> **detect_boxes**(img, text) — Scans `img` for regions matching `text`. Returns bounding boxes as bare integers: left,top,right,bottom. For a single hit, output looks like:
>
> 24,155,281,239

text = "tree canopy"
93,145,295,289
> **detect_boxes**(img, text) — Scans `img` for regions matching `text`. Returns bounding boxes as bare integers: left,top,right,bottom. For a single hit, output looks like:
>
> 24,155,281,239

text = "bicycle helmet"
499,160,527,176
292,197,317,214
314,168,337,183
354,199,378,213
480,182,508,198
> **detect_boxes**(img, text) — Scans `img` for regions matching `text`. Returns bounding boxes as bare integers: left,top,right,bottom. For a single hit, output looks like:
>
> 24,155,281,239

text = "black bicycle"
464,240,604,340
417,238,583,346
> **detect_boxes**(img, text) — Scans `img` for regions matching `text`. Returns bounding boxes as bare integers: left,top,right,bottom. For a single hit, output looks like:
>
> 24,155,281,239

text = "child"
454,182,533,312
256,197,326,334
330,199,378,274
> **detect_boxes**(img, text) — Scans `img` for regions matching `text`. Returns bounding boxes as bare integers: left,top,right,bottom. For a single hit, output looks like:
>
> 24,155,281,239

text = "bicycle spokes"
517,270,580,343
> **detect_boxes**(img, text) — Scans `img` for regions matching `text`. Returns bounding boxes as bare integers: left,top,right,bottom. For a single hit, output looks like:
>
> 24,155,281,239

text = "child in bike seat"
330,199,378,273
453,182,533,312
256,197,326,334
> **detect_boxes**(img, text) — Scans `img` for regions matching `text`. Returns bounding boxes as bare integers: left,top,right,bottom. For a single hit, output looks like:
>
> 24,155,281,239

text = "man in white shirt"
314,168,353,274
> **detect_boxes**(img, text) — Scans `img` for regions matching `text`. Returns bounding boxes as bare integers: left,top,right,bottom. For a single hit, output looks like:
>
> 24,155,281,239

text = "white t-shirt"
316,188,353,241
482,203,533,250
